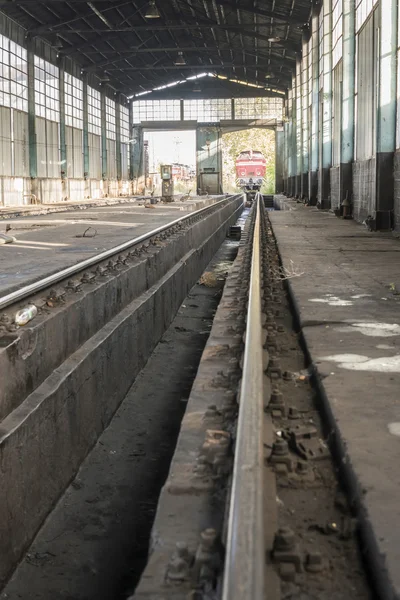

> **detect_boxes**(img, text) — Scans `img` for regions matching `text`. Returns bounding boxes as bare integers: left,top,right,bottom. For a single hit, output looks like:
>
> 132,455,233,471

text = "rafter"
215,1,307,25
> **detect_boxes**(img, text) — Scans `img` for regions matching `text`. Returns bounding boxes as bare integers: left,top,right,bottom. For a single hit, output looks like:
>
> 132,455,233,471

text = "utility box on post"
161,164,174,202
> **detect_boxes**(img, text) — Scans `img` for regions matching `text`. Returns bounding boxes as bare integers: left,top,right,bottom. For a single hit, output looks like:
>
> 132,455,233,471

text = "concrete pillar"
196,126,222,195
58,58,67,191
309,2,320,205
128,102,134,182
301,29,310,200
131,125,144,194
319,0,332,209
82,73,90,196
295,58,302,198
275,128,284,193
26,38,37,198
375,0,397,229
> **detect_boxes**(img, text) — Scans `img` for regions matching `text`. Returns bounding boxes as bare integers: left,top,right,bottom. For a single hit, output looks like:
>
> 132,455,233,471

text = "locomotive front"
235,150,266,193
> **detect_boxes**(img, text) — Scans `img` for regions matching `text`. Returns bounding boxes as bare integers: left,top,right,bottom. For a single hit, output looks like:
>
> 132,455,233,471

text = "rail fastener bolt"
269,439,292,472
272,527,303,574
305,551,325,573
166,541,192,582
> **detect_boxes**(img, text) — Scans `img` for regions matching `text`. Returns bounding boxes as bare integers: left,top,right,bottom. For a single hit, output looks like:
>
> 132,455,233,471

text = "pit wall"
0,196,243,588
393,150,400,232
0,177,135,206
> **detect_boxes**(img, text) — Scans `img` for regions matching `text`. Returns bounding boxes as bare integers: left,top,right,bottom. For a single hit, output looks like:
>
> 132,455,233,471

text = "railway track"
134,193,370,600
0,194,236,313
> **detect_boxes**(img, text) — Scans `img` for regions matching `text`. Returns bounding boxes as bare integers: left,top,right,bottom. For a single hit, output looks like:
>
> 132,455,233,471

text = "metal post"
26,38,38,191
128,101,134,181
309,2,320,205
320,0,332,209
375,0,397,228
58,57,67,182
82,73,90,182
100,88,107,184
295,57,302,198
301,28,310,200
340,0,355,210
115,96,122,182
275,128,284,193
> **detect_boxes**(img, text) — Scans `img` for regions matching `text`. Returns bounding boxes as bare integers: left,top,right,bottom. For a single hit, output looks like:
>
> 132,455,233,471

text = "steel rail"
0,195,238,312
222,193,265,600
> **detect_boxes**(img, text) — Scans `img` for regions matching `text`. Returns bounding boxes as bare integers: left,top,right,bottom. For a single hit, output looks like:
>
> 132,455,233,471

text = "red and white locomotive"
235,150,266,192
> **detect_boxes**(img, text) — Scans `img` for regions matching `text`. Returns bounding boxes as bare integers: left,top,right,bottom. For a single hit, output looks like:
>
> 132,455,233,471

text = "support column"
301,28,310,200
27,38,38,198
196,126,222,195
319,0,332,209
131,125,144,194
287,87,295,196
309,2,320,205
115,96,122,185
58,58,67,195
295,58,303,198
375,0,397,229
100,89,107,185
275,128,284,193
82,74,90,195
339,0,355,211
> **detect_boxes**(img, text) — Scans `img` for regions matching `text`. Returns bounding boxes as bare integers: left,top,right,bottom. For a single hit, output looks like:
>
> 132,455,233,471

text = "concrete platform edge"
269,214,398,600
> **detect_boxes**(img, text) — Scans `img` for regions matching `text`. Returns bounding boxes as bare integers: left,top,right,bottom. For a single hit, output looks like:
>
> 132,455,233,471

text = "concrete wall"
352,158,376,223
393,151,400,232
0,196,243,586
330,166,340,211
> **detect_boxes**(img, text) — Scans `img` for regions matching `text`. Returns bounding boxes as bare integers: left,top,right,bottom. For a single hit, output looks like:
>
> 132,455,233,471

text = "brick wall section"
393,150,400,232
330,166,340,210
352,158,376,223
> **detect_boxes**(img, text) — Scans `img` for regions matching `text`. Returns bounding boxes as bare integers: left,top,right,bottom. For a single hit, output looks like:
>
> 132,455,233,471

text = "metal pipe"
222,192,265,600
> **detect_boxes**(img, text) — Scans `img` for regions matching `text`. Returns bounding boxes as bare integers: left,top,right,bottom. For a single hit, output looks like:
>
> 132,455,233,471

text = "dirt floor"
0,240,239,600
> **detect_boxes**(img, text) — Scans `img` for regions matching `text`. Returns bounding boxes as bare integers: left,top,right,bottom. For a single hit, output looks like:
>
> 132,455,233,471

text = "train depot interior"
1,1,400,599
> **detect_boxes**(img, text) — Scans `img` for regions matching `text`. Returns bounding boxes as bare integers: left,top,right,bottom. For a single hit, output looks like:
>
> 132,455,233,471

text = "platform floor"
270,197,400,599
0,196,220,298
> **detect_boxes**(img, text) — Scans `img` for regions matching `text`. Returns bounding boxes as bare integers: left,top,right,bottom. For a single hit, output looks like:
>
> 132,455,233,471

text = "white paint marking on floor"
350,294,372,299
14,240,69,247
335,322,400,337
377,344,395,350
388,423,400,437
0,244,49,251
309,297,354,306
320,353,400,372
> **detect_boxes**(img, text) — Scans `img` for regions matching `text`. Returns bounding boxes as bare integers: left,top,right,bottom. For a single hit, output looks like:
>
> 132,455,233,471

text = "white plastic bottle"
15,305,38,326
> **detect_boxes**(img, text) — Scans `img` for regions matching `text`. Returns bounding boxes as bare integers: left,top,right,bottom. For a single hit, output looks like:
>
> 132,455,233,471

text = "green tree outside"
222,128,275,194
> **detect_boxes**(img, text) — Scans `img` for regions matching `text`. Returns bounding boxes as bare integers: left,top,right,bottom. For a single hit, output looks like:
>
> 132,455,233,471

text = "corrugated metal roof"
0,0,313,96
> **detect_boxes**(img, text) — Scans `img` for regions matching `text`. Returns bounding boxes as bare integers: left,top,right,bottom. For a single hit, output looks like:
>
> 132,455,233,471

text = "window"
234,97,283,120
120,104,130,143
356,0,379,32
356,12,378,159
65,73,83,129
132,99,181,122
0,35,28,111
319,6,324,82
332,0,343,68
183,98,232,121
34,56,59,122
106,97,116,140
88,86,101,136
